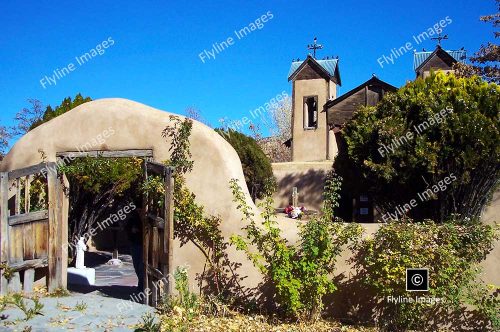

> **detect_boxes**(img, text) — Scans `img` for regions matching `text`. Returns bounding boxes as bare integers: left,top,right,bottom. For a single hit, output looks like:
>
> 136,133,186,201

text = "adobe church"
273,38,467,221
287,38,466,162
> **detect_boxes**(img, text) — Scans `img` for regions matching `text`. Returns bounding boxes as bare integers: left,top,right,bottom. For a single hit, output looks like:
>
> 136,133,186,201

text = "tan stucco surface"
292,78,337,161
0,98,267,291
1,98,498,321
271,161,333,211
480,191,500,287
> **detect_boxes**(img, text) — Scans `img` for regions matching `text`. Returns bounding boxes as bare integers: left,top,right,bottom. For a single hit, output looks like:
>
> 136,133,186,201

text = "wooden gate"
0,163,68,294
142,161,174,306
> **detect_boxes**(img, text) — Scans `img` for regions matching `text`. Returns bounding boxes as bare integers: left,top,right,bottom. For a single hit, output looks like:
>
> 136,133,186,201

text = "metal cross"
307,37,323,58
431,32,448,46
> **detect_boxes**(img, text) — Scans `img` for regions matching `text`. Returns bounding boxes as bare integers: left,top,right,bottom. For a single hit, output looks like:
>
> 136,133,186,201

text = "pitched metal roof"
413,48,466,71
324,76,397,109
288,56,340,82
288,61,303,78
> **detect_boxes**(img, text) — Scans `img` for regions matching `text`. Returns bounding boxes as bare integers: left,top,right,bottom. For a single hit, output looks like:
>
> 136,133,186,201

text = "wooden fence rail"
0,162,68,294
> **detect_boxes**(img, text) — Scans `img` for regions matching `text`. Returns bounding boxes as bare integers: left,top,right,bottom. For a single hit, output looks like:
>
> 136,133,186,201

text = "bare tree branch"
11,99,44,137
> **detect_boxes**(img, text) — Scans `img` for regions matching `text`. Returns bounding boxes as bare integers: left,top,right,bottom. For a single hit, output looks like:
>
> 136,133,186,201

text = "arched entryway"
0,149,174,308
0,98,262,304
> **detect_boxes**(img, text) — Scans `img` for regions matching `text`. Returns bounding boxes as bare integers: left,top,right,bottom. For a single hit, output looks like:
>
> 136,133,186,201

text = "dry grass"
158,310,378,332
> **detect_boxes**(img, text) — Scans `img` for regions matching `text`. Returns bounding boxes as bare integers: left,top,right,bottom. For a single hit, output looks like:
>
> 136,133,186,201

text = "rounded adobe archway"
0,98,268,289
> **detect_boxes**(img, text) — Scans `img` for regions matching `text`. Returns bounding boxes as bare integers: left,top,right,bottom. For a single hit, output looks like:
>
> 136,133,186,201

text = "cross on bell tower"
307,37,323,59
431,32,448,46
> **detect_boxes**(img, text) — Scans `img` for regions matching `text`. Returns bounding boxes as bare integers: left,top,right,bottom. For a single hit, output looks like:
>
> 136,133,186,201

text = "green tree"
10,94,92,140
31,93,92,130
343,72,499,222
216,129,276,201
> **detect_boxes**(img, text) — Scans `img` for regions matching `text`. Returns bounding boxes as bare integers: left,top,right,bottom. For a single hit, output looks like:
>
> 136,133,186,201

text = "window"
303,96,318,129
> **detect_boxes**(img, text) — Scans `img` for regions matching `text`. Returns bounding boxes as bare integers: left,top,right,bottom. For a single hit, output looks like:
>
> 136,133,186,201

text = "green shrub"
0,263,14,281
156,267,197,332
135,312,161,332
160,266,199,320
48,287,70,297
217,129,276,201
323,171,343,219
354,220,499,330
73,301,87,312
230,175,361,320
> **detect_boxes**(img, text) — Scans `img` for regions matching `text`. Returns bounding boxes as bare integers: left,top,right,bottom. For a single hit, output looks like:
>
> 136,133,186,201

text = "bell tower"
288,39,341,162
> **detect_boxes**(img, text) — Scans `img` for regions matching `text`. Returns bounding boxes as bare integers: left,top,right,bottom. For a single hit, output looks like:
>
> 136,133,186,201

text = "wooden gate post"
142,161,150,305
0,172,9,294
47,165,68,291
143,162,175,307
165,167,174,296
58,173,69,289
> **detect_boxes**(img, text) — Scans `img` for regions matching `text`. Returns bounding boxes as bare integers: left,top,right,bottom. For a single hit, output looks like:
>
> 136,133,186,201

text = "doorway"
0,149,173,307
56,149,174,306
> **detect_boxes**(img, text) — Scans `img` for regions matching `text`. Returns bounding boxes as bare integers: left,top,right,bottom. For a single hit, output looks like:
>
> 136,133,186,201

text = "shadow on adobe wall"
323,253,495,331
196,258,286,316
274,168,328,211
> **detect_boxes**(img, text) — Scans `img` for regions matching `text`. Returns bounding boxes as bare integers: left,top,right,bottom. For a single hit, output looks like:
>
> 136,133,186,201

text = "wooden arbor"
56,150,175,305
0,162,68,294
0,150,175,308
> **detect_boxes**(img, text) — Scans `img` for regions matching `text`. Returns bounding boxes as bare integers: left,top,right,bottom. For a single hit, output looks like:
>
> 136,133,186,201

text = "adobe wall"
272,160,500,316
0,98,266,292
1,98,497,326
271,161,333,211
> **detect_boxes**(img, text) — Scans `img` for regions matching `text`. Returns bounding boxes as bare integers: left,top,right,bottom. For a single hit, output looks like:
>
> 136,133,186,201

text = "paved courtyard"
68,250,140,300
1,250,153,331
1,291,155,331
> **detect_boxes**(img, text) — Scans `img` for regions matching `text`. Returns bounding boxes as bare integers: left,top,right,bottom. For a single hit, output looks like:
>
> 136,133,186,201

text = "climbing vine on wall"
156,116,245,298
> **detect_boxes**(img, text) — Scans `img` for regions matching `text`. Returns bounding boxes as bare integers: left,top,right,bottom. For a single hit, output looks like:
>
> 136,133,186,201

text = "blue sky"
0,0,496,142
